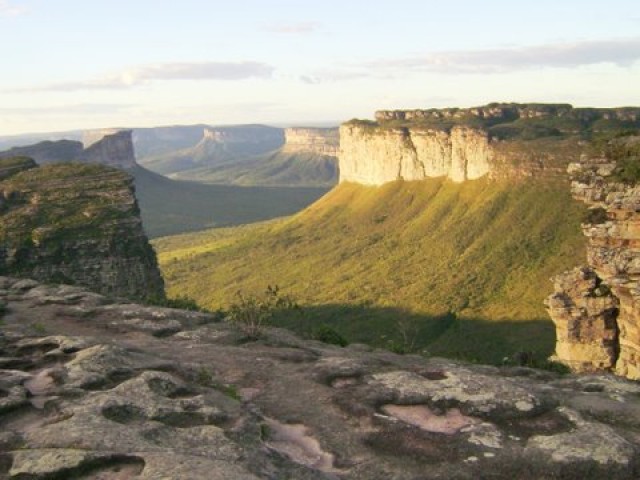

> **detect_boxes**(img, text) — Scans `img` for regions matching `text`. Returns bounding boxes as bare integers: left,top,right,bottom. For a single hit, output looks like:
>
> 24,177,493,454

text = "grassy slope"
173,149,338,187
155,177,587,363
132,166,329,238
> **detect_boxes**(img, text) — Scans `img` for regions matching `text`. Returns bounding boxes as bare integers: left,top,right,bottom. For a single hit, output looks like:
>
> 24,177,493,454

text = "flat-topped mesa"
340,103,640,186
546,136,640,380
282,127,339,156
79,130,137,169
375,104,640,123
0,162,164,301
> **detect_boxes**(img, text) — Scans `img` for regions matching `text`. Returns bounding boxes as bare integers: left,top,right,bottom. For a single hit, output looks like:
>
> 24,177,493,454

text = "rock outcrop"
340,103,640,185
282,128,339,157
547,138,640,380
1,276,640,479
0,162,164,301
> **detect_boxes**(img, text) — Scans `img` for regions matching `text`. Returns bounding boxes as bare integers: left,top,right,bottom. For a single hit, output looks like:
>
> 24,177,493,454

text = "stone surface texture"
1,276,639,479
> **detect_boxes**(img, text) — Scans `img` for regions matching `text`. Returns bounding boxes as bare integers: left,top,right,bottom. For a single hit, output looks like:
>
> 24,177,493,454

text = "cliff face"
0,161,164,301
282,127,339,157
340,103,640,185
339,124,492,184
547,137,640,380
79,130,137,169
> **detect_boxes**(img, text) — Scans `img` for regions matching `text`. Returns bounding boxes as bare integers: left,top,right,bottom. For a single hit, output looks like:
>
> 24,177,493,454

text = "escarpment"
340,103,640,185
547,136,640,380
0,160,164,301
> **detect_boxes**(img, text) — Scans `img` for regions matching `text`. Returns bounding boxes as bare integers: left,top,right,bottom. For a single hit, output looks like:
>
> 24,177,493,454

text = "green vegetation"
155,177,587,364
609,137,640,184
0,163,133,246
132,166,329,238
349,103,640,143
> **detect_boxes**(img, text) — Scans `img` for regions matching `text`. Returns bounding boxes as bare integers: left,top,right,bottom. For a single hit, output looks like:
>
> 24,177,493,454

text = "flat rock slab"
1,275,640,479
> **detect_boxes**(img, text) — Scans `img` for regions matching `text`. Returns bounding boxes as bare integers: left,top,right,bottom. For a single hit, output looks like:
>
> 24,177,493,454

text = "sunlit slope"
155,177,587,362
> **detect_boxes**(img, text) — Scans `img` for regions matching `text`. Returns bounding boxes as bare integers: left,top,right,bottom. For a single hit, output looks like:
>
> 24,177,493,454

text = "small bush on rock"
226,285,297,339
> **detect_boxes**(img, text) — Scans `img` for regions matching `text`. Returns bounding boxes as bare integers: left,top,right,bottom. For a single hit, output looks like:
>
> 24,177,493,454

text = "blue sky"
1,0,639,135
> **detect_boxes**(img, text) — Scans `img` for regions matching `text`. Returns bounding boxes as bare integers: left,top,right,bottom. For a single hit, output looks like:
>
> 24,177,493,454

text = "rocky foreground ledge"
1,277,639,479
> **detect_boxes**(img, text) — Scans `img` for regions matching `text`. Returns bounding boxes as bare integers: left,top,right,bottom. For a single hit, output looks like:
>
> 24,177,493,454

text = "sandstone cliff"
282,127,339,157
0,161,164,301
340,103,640,185
547,137,640,380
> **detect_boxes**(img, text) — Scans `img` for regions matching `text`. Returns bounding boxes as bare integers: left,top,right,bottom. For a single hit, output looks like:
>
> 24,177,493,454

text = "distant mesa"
283,127,339,157
0,130,138,170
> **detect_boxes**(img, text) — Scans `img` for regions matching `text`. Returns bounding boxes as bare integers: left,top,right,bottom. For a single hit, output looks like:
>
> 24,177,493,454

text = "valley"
155,175,587,364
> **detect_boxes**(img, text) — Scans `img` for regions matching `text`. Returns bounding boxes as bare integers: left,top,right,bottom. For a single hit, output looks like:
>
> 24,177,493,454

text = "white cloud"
9,61,275,92
0,0,25,16
263,21,320,34
367,38,640,74
0,104,134,115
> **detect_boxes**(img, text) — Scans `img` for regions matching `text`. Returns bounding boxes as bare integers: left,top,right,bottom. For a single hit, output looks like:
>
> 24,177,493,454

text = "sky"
0,0,639,135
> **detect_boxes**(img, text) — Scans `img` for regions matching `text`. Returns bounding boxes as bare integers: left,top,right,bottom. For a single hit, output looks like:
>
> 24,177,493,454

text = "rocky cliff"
79,130,137,169
547,137,640,380
1,276,639,479
282,127,339,157
340,103,640,185
0,160,164,301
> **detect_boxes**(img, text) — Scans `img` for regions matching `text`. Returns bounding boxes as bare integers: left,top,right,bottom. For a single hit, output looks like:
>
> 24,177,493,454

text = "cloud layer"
0,0,25,16
369,38,640,74
263,21,319,34
10,61,275,92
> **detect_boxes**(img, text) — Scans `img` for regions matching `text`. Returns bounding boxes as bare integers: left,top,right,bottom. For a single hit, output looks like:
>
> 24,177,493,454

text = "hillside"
132,165,329,238
174,149,338,186
155,177,587,363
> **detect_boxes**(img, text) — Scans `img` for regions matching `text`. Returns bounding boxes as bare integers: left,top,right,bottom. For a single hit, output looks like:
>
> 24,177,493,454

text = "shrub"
313,324,349,347
147,294,207,312
583,207,608,225
226,285,297,339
